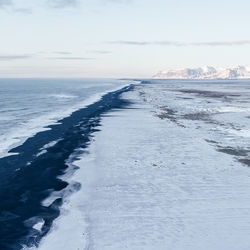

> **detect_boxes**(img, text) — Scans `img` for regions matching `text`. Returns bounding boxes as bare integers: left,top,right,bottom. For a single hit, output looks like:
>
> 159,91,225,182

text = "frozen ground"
37,80,250,250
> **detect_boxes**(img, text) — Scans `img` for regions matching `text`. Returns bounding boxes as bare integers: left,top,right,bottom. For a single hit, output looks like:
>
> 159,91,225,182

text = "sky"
0,0,250,78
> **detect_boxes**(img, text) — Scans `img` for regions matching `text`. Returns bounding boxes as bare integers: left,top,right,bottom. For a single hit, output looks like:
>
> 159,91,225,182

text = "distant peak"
153,66,250,79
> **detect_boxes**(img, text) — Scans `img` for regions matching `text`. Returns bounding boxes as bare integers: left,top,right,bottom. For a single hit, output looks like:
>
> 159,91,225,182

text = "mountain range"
153,66,250,79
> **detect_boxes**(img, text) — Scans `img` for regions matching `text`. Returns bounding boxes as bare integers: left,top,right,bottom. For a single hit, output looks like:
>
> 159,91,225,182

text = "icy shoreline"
38,80,250,250
0,83,135,250
0,80,131,159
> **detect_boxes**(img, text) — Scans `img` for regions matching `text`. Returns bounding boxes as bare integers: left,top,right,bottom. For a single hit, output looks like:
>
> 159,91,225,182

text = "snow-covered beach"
38,79,250,250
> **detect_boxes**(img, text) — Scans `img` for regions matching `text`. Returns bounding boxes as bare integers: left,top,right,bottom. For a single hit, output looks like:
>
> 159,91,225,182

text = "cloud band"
109,40,250,47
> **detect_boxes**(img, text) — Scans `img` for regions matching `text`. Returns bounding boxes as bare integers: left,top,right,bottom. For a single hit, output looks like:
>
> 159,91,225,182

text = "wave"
48,94,78,99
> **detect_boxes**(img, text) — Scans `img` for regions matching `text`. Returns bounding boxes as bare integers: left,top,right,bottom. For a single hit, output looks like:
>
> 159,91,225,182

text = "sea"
0,78,134,249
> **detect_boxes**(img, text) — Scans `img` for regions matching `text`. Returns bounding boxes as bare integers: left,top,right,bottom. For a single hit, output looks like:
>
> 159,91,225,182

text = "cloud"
13,7,32,14
0,0,32,13
0,0,131,12
90,50,111,54
49,56,94,60
48,0,131,9
47,0,79,8
53,51,73,55
110,41,149,46
0,0,12,8
102,0,132,3
0,55,32,60
109,40,250,47
192,41,250,46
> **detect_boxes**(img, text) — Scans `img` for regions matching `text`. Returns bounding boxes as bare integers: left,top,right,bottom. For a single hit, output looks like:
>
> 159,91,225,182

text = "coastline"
0,83,135,249
0,80,132,160
38,79,250,250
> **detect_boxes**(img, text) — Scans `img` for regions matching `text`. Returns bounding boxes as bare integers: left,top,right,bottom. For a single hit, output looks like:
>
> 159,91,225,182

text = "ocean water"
0,78,129,158
0,78,133,249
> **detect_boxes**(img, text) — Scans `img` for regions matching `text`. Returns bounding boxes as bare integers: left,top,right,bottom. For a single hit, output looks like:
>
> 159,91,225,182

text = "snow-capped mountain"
153,66,250,79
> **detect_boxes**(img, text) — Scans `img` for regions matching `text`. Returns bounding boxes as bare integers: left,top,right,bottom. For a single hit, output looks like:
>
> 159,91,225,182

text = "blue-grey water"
0,78,128,158
0,78,132,249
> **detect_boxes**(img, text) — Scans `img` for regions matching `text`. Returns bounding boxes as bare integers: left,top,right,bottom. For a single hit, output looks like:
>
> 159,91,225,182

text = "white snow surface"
37,80,250,250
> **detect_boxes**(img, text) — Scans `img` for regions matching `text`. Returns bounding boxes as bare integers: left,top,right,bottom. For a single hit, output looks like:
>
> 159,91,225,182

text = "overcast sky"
1,0,250,78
